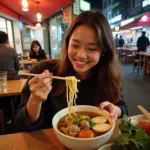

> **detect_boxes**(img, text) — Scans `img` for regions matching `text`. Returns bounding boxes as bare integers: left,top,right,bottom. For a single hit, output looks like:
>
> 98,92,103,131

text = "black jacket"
137,36,150,51
29,50,47,61
15,60,128,132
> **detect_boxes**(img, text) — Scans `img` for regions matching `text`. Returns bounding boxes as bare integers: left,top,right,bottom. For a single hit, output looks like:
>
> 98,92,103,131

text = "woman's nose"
76,48,86,58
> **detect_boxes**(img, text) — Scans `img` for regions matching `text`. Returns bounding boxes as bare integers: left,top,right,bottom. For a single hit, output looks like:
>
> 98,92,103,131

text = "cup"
0,71,7,93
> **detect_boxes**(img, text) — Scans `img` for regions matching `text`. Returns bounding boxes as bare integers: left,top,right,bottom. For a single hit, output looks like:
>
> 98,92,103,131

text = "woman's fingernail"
49,73,53,76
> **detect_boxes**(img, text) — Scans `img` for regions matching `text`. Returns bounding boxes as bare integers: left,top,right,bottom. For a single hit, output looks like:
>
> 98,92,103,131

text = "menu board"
21,29,31,51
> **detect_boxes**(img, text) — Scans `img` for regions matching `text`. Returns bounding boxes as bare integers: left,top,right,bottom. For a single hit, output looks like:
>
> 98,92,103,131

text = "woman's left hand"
99,101,121,120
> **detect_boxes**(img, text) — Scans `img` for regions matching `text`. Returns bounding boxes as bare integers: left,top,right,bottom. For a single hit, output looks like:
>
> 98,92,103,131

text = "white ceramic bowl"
52,105,115,150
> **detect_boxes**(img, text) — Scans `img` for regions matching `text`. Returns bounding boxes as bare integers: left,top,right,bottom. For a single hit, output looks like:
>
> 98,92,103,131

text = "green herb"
111,115,150,150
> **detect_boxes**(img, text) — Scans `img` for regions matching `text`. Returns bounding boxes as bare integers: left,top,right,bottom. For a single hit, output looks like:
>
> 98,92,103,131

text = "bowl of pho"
52,105,115,150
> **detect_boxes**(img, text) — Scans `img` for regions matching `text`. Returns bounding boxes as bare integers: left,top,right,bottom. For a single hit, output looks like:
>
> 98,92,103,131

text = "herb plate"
97,143,113,150
129,115,146,125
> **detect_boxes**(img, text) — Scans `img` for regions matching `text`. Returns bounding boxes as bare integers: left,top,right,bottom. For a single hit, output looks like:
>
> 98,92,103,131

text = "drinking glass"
0,71,7,93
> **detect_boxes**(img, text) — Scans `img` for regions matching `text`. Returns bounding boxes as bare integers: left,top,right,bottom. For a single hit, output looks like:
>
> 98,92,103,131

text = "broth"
57,111,111,138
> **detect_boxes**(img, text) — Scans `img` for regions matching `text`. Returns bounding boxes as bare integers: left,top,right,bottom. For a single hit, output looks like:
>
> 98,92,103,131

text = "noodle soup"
57,111,112,138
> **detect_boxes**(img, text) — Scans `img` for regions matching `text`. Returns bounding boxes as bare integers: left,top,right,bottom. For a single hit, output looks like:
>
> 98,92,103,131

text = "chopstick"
18,72,80,82
137,105,150,120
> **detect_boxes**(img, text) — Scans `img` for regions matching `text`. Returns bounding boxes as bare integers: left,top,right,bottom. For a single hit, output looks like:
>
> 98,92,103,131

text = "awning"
0,0,73,25
120,13,150,30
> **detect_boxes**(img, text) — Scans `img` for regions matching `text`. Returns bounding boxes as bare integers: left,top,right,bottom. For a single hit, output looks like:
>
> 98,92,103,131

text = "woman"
16,11,128,131
29,40,47,61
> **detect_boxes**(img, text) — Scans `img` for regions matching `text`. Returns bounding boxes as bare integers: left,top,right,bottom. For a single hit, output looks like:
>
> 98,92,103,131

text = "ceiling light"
36,12,42,22
35,23,41,28
22,0,29,11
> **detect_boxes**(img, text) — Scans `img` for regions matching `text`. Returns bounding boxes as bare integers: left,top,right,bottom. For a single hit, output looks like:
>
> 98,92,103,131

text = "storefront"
120,13,150,45
0,16,14,48
49,0,91,59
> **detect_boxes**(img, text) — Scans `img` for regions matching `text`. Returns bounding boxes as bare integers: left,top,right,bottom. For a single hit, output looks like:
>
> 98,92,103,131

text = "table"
0,126,120,150
117,47,137,63
0,129,69,150
136,52,150,74
0,79,27,97
0,79,27,118
20,60,39,70
20,60,39,65
0,119,121,150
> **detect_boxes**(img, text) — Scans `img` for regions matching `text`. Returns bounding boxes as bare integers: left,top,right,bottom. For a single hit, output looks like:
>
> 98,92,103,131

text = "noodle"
66,76,79,117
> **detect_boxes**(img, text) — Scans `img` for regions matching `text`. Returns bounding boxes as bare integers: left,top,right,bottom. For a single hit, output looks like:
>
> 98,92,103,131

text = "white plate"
129,114,146,125
97,143,113,150
97,115,146,150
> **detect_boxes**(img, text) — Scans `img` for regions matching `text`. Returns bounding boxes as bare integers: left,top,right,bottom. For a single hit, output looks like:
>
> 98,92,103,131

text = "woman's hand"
99,101,121,120
28,70,52,104
31,59,37,62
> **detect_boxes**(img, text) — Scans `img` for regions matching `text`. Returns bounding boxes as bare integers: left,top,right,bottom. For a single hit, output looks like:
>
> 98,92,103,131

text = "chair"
125,54,136,63
133,59,144,74
7,72,20,80
0,109,5,134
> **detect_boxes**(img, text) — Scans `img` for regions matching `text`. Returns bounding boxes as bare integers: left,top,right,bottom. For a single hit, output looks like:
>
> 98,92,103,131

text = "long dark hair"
54,11,122,104
30,40,42,55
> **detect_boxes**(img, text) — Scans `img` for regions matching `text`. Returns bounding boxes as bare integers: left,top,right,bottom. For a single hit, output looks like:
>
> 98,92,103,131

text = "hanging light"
35,23,41,28
22,0,29,11
36,12,42,22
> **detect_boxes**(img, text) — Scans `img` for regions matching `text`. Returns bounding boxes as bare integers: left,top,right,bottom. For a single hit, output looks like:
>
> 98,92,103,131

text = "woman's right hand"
28,70,52,104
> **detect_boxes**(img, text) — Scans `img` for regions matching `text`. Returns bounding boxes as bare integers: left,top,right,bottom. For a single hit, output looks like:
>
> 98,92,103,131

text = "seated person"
0,31,20,80
29,40,47,61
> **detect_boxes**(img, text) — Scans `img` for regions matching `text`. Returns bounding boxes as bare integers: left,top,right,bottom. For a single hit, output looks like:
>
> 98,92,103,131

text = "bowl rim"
52,105,115,141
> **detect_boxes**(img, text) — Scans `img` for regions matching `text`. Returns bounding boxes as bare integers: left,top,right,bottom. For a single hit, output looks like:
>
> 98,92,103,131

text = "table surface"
0,79,27,97
117,47,137,51
136,52,150,56
0,121,120,150
0,129,69,150
20,60,39,65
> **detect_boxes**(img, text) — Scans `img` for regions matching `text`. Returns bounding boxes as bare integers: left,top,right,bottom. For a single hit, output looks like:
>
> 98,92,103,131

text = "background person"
0,31,20,79
137,31,149,52
29,40,47,61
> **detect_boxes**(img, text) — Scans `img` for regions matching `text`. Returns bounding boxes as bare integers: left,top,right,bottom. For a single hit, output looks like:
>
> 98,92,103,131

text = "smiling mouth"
75,59,88,65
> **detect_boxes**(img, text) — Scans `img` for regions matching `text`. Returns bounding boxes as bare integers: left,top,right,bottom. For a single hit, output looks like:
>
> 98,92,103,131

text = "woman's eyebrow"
88,42,98,46
72,39,80,43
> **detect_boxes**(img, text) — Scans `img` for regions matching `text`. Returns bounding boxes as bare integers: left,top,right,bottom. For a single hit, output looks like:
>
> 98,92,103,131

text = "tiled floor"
121,64,150,116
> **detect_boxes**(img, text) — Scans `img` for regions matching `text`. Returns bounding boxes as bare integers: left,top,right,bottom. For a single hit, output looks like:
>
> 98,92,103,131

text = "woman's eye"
72,44,79,48
88,48,97,51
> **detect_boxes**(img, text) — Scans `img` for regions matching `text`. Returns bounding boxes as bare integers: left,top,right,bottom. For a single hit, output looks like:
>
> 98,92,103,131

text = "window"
108,12,111,20
103,0,107,8
0,17,14,48
130,0,135,8
135,0,141,6
117,9,120,15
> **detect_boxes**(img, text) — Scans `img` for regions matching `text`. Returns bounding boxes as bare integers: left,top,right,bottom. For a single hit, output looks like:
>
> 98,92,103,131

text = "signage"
111,15,122,24
121,17,135,26
63,6,72,24
115,26,120,31
142,0,150,7
80,0,91,11
73,0,80,15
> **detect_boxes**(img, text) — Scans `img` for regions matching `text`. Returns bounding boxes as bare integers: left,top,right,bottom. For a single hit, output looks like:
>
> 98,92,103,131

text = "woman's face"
68,25,101,79
32,44,40,53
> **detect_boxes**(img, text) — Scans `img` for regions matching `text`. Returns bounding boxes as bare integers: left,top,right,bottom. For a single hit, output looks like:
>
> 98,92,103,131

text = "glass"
0,71,7,93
